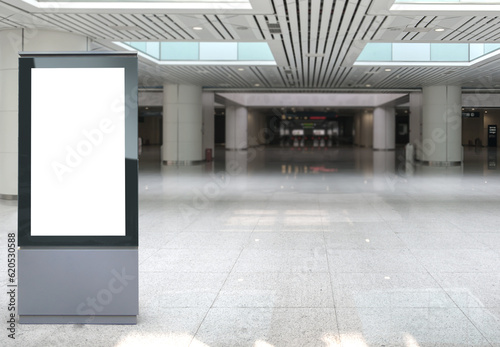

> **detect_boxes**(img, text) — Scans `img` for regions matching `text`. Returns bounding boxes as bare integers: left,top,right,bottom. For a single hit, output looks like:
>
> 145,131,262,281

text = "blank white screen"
31,68,126,236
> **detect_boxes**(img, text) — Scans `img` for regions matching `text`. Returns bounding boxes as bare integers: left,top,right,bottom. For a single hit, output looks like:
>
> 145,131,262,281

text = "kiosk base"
19,248,138,325
19,315,136,325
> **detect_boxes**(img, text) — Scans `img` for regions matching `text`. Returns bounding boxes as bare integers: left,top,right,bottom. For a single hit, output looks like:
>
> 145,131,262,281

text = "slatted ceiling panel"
307,1,321,87
362,15,385,41
314,0,334,87
328,0,371,87
219,15,242,40
102,14,147,40
204,15,228,40
444,16,483,41
454,17,490,41
322,0,368,87
122,14,165,40
0,17,18,28
316,0,347,87
475,19,500,41
254,15,271,40
418,16,437,28
250,66,272,87
143,15,182,40
163,15,197,40
462,17,500,41
43,13,108,40
274,2,296,71
205,15,232,40
298,0,308,86
77,14,128,40
284,0,302,87
68,13,119,40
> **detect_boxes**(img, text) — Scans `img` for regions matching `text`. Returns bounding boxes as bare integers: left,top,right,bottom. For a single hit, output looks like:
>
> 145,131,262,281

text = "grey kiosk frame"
18,52,138,324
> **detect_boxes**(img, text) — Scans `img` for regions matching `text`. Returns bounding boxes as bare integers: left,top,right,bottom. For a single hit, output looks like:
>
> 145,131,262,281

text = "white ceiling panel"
2,0,500,92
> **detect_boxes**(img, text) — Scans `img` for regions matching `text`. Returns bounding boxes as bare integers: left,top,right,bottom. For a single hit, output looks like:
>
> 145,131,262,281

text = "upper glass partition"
119,41,276,65
355,42,500,66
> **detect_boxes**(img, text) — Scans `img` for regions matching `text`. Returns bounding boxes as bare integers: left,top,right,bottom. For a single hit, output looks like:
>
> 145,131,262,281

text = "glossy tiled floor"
2,145,500,347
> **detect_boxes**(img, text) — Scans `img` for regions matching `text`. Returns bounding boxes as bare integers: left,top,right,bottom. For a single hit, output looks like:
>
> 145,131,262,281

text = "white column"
421,85,462,165
0,29,88,199
162,84,203,164
225,106,248,150
202,92,215,159
373,106,395,150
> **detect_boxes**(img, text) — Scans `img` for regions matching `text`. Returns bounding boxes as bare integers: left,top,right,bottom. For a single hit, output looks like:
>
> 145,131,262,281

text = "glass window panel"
484,44,500,55
129,42,146,52
356,43,392,61
199,42,238,60
393,43,430,61
160,42,199,60
469,44,484,60
146,42,160,59
430,43,468,61
238,43,274,61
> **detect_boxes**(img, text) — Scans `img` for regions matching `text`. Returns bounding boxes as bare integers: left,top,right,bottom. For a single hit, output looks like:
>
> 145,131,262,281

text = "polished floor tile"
330,273,456,308
213,272,334,308
139,272,227,308
4,146,500,346
233,248,329,273
336,307,491,347
412,249,500,273
432,272,500,308
326,249,427,273
194,308,338,347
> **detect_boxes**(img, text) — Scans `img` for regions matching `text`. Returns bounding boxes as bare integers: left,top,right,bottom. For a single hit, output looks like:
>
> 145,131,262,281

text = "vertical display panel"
18,53,138,246
31,68,125,236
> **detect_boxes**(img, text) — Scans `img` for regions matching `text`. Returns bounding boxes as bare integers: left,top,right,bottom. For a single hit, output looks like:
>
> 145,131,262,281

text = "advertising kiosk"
18,52,139,324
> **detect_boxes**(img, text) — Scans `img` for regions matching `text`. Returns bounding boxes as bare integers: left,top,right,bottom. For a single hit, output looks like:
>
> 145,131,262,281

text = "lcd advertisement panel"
31,68,125,236
18,53,138,246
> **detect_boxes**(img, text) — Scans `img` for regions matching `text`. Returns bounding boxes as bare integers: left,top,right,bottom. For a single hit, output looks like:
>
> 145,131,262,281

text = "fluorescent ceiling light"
391,3,500,11
21,0,252,10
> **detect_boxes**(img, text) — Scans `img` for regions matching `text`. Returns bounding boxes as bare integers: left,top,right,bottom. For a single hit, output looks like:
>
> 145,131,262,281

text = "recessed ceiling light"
384,68,392,72
365,84,372,87
193,26,203,31
237,68,245,71
435,28,445,32
254,83,260,87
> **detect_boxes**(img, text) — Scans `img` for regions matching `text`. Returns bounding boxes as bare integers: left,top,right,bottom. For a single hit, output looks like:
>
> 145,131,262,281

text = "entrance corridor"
1,146,500,346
